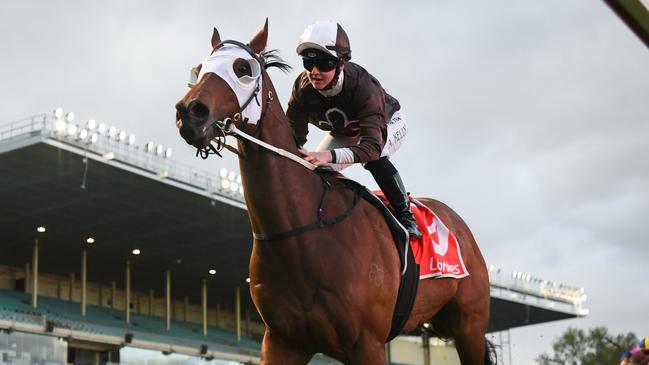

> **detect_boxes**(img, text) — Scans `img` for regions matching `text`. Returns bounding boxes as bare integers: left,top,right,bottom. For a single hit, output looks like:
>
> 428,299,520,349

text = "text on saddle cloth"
373,191,469,279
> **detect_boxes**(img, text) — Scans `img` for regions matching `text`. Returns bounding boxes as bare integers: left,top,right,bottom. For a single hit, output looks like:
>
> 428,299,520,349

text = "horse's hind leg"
260,329,312,365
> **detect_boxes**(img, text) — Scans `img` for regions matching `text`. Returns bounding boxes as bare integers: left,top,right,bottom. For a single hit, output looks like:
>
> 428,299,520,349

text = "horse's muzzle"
175,100,213,148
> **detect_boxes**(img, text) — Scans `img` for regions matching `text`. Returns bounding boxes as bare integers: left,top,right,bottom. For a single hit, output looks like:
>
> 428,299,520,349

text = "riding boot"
365,158,422,239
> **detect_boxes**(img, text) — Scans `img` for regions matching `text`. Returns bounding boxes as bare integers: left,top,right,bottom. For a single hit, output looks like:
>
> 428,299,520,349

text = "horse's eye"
233,58,252,78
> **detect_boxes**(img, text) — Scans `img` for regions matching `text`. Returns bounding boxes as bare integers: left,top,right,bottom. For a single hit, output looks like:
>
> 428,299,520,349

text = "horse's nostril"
188,101,209,122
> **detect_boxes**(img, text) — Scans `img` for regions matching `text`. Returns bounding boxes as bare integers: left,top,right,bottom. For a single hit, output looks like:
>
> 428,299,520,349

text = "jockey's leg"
365,157,422,238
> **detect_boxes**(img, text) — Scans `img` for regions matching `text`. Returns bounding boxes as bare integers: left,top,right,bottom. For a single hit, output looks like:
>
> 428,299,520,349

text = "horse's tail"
485,338,497,365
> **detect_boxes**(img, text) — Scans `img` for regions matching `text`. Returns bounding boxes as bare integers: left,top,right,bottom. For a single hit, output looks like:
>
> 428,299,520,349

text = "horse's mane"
260,49,292,73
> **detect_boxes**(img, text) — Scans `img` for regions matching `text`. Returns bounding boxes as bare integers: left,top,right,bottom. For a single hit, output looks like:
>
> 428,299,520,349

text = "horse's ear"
249,18,268,54
211,27,222,49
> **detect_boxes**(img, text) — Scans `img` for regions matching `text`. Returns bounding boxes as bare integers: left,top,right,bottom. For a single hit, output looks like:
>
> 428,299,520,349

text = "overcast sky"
1,1,648,363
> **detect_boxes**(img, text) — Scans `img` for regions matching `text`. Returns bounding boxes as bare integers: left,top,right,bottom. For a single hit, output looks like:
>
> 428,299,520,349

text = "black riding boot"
365,158,422,238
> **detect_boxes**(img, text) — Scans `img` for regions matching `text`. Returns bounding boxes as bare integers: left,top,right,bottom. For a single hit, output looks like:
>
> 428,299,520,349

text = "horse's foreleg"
260,329,312,365
347,331,387,365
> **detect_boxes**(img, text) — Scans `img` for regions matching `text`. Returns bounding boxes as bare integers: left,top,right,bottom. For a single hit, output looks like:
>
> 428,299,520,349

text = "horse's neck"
238,77,322,236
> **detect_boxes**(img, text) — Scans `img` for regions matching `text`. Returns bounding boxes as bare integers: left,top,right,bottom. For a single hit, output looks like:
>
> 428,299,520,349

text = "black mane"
260,49,292,73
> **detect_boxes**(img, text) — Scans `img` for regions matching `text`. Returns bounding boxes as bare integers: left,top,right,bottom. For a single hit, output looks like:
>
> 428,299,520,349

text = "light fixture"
90,133,99,144
97,123,107,134
145,141,154,152
53,107,63,119
36,226,46,233
86,119,96,130
54,119,67,133
132,249,141,255
235,175,241,184
227,171,236,181
118,130,126,142
219,168,228,178
65,112,75,123
230,182,239,192
164,148,172,158
78,129,88,140
108,127,117,138
66,124,78,136
127,134,136,145
86,237,95,244
156,145,163,155
245,277,250,283
208,269,216,275
221,180,230,190
239,186,244,195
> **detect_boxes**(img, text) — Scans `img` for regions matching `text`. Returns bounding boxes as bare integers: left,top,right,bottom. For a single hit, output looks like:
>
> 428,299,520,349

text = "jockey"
287,20,422,238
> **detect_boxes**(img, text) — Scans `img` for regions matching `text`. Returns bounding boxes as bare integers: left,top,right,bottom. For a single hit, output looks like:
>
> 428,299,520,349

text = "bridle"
192,40,317,171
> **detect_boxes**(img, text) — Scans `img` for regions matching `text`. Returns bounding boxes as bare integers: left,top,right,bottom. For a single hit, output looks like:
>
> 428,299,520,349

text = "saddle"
317,170,419,342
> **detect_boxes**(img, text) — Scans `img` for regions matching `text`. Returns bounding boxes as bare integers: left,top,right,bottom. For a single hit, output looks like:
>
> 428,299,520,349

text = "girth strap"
253,176,360,241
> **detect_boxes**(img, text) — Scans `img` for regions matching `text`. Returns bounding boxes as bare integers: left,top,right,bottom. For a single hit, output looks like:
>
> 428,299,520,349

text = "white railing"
487,264,588,316
0,113,245,204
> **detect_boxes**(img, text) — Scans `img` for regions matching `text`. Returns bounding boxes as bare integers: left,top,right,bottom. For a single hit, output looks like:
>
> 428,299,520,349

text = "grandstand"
0,111,588,365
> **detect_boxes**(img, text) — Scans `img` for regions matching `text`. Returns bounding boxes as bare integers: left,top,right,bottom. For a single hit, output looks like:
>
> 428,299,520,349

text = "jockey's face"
306,63,337,90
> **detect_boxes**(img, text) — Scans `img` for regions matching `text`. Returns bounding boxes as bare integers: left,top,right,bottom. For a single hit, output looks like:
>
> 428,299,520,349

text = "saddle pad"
410,200,469,279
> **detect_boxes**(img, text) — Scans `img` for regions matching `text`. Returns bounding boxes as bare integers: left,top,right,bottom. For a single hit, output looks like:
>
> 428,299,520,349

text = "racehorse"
175,20,493,365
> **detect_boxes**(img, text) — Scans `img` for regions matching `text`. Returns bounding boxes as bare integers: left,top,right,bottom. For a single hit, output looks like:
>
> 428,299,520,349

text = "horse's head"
175,21,270,149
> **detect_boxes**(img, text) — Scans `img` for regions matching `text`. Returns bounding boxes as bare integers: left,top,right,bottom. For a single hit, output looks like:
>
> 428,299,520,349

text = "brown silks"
174,19,494,365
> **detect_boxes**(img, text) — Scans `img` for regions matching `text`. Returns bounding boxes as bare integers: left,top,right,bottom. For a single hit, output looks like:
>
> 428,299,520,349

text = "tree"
536,327,638,365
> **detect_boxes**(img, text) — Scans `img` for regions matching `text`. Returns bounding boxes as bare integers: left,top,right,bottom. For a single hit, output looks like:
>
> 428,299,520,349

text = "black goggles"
302,57,339,72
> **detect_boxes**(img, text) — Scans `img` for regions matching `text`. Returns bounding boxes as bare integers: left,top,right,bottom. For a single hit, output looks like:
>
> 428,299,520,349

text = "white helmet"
296,21,351,61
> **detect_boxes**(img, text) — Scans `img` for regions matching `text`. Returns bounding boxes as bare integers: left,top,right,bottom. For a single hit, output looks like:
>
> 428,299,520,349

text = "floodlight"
245,277,250,283
219,168,228,178
156,145,163,155
118,130,126,142
66,124,78,136
78,129,88,140
86,237,95,244
65,112,75,123
53,107,63,119
164,148,172,158
221,180,230,190
54,119,67,133
108,127,117,138
97,123,107,134
145,141,154,152
127,134,136,145
90,133,99,144
86,119,96,130
208,269,216,275
132,249,141,255
235,175,241,184
230,182,239,192
239,186,243,195
228,171,236,181
36,226,46,233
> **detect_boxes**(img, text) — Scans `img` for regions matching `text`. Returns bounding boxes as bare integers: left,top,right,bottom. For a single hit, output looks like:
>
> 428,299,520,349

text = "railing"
0,114,245,204
487,265,588,315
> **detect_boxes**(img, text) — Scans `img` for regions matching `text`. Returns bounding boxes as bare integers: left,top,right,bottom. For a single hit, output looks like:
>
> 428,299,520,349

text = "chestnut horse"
175,21,492,365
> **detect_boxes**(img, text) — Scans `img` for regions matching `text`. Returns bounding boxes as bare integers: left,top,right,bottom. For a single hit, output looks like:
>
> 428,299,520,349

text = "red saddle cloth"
374,192,469,279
